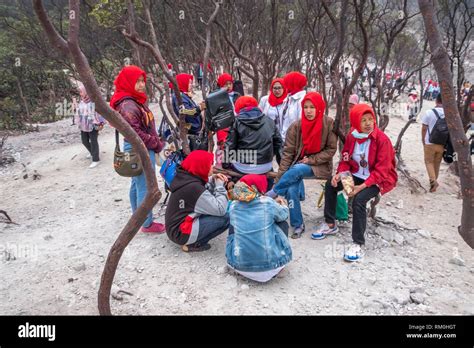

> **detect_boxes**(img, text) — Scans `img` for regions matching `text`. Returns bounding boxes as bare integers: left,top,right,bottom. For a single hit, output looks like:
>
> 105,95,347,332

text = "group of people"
423,80,440,101
78,64,403,282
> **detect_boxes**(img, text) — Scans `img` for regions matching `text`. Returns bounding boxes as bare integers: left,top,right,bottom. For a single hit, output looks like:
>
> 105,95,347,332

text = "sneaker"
86,153,92,159
311,222,339,240
291,224,305,239
141,222,166,234
89,161,99,169
343,242,364,262
182,243,211,252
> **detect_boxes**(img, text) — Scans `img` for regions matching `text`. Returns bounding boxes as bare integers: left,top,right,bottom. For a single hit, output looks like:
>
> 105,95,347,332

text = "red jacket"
337,128,397,195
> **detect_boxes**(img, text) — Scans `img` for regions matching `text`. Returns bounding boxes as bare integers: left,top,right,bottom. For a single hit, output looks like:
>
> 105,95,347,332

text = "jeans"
124,141,156,228
190,213,230,247
273,163,314,227
229,220,289,237
324,176,380,245
81,129,99,161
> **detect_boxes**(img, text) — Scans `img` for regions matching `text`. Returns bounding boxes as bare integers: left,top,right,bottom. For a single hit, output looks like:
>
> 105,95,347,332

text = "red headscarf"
234,96,258,114
217,73,233,89
110,65,147,109
268,78,288,107
300,92,326,156
167,63,173,69
240,174,268,194
173,73,193,93
350,103,378,144
180,150,214,183
283,72,307,95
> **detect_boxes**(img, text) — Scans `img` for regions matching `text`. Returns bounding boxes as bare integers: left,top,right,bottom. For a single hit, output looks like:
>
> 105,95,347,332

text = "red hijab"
173,73,193,93
234,96,258,114
180,150,214,183
217,73,233,89
350,103,378,144
268,78,288,107
283,72,307,95
110,65,147,109
240,174,268,194
300,92,326,156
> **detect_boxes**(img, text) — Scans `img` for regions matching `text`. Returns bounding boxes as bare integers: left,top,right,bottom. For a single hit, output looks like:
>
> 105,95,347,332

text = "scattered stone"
217,266,227,275
241,284,250,291
114,198,123,202
43,235,53,241
417,229,431,238
449,256,465,267
410,292,427,305
393,232,404,245
391,290,411,305
409,287,425,294
73,263,86,272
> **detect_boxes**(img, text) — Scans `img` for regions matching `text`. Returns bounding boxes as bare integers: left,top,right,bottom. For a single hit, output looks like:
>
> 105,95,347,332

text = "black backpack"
428,108,449,145
205,88,235,132
232,68,245,97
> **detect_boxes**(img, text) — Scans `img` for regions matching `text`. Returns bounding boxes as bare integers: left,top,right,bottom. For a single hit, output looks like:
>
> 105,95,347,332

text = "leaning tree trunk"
419,0,473,248
34,0,162,315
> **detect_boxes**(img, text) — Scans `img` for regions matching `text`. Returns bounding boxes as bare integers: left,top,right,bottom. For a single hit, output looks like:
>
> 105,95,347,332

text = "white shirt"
228,265,284,283
259,95,286,137
352,139,371,180
281,90,306,141
421,107,445,145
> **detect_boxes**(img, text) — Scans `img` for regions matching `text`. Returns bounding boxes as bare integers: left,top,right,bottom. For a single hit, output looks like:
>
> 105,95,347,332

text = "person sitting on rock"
312,104,398,262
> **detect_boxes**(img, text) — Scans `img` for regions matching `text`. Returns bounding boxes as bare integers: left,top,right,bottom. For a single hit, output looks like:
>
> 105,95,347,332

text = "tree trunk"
419,0,473,248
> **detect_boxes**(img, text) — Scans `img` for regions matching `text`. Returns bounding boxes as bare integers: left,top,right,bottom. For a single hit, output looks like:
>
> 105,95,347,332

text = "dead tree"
34,0,163,315
419,0,473,248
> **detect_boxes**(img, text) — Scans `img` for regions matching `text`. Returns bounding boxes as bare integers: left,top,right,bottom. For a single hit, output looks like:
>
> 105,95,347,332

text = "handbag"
159,151,184,189
205,88,235,131
113,130,143,177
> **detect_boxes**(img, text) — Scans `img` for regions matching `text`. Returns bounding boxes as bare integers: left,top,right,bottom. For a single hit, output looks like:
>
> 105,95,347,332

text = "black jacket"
224,107,282,165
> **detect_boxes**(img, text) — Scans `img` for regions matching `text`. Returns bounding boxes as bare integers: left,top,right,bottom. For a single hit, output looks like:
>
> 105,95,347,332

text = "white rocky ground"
0,99,472,315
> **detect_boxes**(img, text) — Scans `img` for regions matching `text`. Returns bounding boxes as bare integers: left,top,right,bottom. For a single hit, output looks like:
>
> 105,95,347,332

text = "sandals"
291,224,305,239
182,243,211,252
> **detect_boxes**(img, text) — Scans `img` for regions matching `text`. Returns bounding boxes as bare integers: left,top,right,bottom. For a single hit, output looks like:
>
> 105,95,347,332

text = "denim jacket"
226,196,292,272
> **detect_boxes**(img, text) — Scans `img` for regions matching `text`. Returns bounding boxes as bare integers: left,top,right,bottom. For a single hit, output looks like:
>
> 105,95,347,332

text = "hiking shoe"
311,222,339,240
182,243,211,252
291,224,305,239
89,161,99,169
344,242,364,262
141,222,166,234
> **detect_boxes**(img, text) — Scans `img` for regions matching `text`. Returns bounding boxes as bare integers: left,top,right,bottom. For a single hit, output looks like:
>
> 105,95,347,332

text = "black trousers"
324,176,380,245
81,129,100,162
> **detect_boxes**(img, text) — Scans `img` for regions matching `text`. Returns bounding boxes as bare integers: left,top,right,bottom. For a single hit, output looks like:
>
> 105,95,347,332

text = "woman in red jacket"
110,65,165,233
312,104,397,262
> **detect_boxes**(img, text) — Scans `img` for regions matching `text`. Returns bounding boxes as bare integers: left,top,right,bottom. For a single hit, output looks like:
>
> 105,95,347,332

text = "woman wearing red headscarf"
259,78,288,163
267,92,337,238
280,71,307,141
110,65,165,233
170,73,206,150
313,104,397,262
165,150,230,252
226,174,292,282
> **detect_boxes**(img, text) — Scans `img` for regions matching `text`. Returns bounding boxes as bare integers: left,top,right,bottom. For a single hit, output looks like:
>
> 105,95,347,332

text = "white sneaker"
89,161,99,169
311,222,339,240
344,242,364,262
86,154,92,159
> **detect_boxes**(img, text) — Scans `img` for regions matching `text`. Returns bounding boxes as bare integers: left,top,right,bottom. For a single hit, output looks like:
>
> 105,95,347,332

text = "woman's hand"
200,101,206,110
275,197,287,206
347,183,367,197
213,173,228,183
298,156,310,164
331,174,340,187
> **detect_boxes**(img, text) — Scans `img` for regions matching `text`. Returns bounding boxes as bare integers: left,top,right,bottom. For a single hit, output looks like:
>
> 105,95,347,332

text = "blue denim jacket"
226,196,292,272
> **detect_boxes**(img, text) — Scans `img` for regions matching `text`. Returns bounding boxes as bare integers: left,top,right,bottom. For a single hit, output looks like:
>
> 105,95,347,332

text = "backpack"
205,88,235,132
428,108,449,145
443,137,455,164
